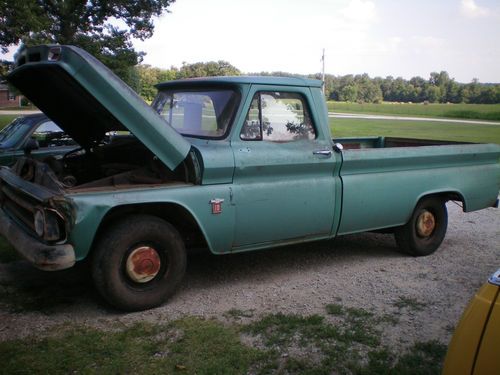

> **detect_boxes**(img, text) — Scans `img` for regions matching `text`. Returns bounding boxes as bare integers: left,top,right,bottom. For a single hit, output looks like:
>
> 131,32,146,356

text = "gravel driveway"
0,202,498,348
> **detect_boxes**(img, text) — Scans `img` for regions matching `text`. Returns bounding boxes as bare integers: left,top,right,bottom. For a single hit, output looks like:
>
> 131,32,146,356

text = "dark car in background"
0,113,78,166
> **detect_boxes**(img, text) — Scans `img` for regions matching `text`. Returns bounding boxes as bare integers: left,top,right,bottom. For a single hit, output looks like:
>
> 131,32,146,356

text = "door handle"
313,150,332,157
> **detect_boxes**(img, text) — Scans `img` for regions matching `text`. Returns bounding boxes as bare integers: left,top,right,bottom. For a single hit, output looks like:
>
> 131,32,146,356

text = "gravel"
0,202,498,348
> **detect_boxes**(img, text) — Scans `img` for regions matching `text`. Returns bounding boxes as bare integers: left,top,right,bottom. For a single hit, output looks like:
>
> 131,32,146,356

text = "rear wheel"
91,215,186,311
394,197,448,256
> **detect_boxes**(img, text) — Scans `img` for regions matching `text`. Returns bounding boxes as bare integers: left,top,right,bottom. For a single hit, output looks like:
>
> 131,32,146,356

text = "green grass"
243,305,446,374
0,236,19,263
330,118,500,144
0,114,17,129
328,102,500,122
0,319,272,375
3,111,499,144
0,306,448,375
224,308,255,319
393,297,428,312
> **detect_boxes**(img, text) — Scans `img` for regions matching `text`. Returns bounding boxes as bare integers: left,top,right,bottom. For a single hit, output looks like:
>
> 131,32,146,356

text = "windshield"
152,89,239,138
0,117,33,149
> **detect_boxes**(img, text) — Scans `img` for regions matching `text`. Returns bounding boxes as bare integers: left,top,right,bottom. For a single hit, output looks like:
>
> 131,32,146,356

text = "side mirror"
333,143,344,153
24,138,40,155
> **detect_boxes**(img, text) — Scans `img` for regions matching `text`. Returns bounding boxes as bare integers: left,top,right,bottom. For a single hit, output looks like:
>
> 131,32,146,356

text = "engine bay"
11,136,195,192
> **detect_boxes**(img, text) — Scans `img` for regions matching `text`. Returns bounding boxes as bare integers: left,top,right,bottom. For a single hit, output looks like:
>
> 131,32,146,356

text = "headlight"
34,209,45,237
44,209,61,241
33,208,62,241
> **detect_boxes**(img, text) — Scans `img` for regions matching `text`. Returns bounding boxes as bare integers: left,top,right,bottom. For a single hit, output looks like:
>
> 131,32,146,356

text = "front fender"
67,184,235,260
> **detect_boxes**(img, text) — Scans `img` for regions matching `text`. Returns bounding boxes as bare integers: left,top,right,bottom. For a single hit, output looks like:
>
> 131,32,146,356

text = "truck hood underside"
7,45,191,170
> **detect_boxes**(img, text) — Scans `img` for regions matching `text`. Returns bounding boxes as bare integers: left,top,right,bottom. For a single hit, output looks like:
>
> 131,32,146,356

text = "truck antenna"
321,48,325,96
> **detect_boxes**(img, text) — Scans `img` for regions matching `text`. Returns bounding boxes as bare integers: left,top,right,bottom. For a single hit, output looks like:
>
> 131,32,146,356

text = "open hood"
7,45,191,170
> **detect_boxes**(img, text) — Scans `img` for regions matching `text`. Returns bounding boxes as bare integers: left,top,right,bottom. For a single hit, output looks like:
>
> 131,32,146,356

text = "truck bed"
334,136,471,149
335,138,500,236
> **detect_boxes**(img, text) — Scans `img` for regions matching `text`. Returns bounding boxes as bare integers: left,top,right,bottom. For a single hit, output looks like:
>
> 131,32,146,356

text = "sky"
133,0,500,83
1,0,499,83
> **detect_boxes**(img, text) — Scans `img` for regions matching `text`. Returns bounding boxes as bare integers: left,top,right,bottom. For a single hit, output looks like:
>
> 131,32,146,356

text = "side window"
241,92,316,142
32,121,77,148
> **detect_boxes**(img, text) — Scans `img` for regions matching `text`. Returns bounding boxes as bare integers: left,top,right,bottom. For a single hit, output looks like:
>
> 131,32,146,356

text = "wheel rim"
125,246,161,283
416,210,436,238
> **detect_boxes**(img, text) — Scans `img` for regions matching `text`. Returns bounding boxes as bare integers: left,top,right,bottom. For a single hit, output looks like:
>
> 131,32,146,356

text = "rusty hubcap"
416,210,436,237
126,246,161,283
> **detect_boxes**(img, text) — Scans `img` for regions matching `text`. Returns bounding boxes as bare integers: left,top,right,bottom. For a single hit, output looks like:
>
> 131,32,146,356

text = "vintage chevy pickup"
1,45,499,311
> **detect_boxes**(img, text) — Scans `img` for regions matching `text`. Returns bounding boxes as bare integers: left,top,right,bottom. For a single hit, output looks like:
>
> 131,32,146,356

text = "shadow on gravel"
0,232,401,313
185,232,400,281
0,261,96,314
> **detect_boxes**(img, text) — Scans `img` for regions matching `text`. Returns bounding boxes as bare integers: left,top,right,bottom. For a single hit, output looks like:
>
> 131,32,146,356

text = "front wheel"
394,197,448,256
91,215,186,311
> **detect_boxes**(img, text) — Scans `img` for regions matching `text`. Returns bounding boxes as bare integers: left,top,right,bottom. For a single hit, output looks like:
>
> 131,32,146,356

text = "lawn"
0,114,17,129
4,114,497,144
0,237,18,263
330,118,500,144
0,307,446,375
328,102,500,122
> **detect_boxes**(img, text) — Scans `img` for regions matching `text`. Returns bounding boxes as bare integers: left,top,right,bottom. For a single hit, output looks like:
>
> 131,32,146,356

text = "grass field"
328,102,500,122
330,118,500,144
0,114,17,129
2,114,499,145
2,113,499,144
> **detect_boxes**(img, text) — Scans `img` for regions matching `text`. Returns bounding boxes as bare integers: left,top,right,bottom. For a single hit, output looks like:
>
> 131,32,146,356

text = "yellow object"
474,289,500,375
443,273,500,375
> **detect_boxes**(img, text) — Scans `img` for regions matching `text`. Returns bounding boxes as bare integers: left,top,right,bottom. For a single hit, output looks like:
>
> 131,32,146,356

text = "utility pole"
321,48,325,96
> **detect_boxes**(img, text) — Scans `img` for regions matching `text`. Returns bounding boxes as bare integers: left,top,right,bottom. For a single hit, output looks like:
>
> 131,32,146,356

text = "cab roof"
156,76,323,89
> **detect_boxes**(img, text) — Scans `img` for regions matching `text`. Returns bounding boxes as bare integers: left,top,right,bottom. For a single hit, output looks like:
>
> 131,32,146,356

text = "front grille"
0,180,39,234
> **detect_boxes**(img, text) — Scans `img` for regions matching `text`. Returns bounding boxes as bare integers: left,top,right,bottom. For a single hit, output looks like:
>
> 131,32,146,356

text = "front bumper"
0,208,75,271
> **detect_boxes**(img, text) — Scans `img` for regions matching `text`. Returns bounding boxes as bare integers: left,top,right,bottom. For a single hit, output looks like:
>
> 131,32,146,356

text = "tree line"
321,71,500,104
130,62,241,101
256,70,500,104
132,64,500,104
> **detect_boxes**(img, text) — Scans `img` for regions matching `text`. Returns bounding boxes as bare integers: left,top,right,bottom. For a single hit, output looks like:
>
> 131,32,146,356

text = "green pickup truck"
1,45,499,311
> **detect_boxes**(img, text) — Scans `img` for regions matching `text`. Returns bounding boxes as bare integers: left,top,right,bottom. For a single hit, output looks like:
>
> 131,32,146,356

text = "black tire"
394,197,448,257
91,215,186,311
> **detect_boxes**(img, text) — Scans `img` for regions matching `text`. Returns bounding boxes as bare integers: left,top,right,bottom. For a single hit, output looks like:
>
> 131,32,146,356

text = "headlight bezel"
33,207,64,242
34,209,45,237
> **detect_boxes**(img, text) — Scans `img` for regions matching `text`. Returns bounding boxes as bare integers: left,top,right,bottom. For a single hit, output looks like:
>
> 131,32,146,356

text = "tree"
177,61,241,78
135,65,163,102
0,0,175,85
445,81,461,103
0,59,12,77
356,74,383,103
339,84,358,102
133,61,241,101
477,86,498,104
423,85,441,103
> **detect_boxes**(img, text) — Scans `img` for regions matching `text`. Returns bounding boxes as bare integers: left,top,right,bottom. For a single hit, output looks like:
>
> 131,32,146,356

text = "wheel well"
92,203,208,254
392,191,466,231
419,191,466,210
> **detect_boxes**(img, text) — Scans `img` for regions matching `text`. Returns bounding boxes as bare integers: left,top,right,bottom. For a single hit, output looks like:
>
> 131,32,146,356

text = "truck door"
231,88,339,248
